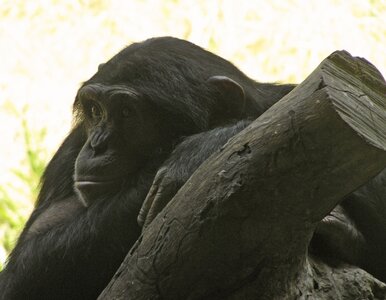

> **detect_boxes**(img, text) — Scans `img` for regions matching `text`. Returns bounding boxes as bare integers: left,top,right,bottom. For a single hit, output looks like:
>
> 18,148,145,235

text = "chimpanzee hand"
137,120,251,230
312,204,366,265
137,165,185,230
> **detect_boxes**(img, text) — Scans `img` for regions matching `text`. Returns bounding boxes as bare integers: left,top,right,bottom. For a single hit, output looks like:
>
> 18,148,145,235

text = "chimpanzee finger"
142,180,179,230
137,183,158,227
312,206,366,265
137,168,167,227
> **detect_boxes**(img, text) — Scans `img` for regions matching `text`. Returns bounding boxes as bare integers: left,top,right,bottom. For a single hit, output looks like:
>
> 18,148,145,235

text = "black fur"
0,37,294,299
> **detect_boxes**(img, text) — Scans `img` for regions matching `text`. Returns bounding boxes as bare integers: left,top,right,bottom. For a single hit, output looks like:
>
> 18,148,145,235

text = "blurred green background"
0,0,385,269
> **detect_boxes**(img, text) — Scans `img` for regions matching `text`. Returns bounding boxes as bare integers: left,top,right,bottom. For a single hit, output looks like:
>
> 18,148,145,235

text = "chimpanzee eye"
122,107,131,118
90,104,102,119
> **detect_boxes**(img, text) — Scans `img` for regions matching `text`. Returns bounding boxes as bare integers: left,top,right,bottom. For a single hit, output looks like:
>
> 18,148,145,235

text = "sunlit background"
0,0,385,269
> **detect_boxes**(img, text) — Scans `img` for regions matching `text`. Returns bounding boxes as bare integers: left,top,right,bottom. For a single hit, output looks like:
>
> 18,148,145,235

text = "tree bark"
99,51,386,300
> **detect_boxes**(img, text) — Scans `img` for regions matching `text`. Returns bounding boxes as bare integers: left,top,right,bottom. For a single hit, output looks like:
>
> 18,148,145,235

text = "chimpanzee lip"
74,176,126,190
74,176,125,184
74,179,124,207
75,177,122,187
75,180,109,186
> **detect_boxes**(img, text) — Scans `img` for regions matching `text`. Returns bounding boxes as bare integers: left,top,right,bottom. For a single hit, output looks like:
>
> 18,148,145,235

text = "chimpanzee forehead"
77,83,140,102
87,37,223,81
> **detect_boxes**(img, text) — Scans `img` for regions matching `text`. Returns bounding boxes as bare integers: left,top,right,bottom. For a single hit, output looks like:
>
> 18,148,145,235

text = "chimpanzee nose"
90,127,110,155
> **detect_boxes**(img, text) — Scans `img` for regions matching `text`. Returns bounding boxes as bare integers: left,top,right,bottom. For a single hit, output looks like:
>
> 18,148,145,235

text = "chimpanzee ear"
98,63,105,71
207,75,246,118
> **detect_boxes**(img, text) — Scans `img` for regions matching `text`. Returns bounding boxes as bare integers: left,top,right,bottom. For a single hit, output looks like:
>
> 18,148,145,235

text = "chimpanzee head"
73,37,248,206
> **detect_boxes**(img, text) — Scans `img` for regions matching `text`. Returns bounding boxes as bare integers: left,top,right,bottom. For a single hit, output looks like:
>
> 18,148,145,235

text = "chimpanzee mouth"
74,174,126,185
75,179,116,187
75,179,120,188
74,178,125,207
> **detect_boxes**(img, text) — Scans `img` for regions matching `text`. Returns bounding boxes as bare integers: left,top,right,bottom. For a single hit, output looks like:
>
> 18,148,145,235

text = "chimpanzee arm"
0,127,153,300
0,191,147,300
341,168,386,282
311,168,386,283
0,127,85,299
138,119,252,229
10,126,85,247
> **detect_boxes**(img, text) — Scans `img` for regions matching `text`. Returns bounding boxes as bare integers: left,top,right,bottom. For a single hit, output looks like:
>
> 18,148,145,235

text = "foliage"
0,105,48,270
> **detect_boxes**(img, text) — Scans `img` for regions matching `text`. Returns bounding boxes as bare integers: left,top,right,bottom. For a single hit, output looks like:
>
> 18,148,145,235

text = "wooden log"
99,51,386,300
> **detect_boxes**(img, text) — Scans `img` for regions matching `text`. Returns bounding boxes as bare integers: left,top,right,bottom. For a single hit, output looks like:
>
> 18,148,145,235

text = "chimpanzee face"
73,83,166,206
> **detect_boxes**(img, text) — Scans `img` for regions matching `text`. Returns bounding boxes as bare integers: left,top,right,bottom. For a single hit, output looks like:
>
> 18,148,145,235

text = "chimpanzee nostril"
90,129,110,155
91,139,108,155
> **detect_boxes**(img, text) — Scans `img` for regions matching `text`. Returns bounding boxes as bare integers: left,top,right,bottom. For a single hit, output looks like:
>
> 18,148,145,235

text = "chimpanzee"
1,37,385,300
0,37,295,299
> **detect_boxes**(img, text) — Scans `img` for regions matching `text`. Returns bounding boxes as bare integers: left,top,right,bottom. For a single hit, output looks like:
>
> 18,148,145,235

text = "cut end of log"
322,51,386,151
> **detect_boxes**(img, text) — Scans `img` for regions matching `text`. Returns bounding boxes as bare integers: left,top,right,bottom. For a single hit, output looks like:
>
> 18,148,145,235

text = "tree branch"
99,51,386,300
